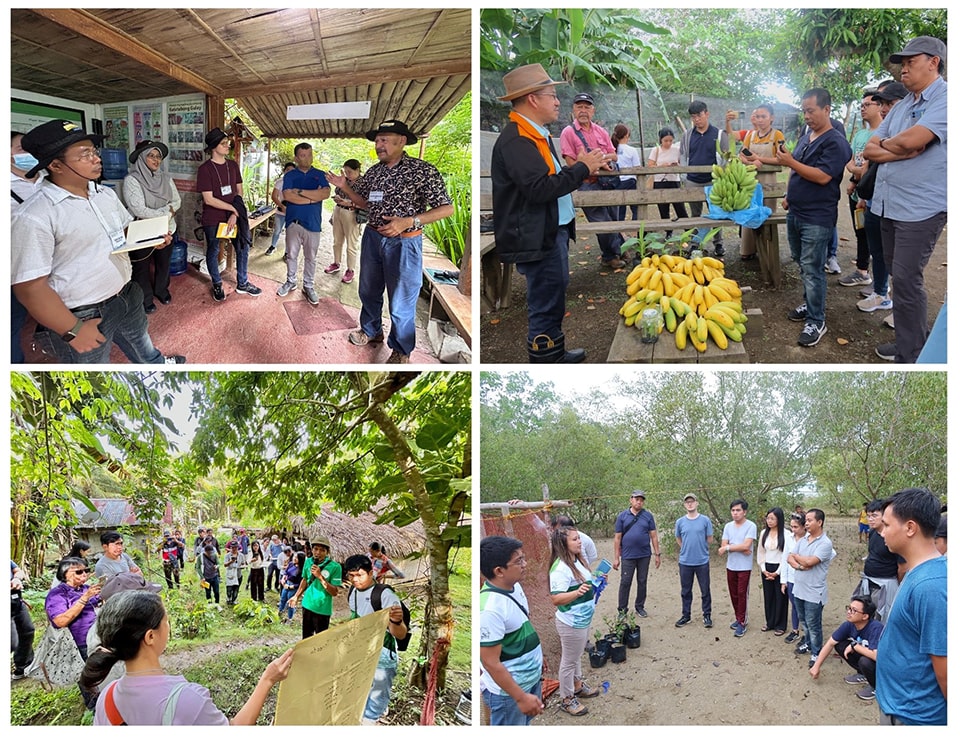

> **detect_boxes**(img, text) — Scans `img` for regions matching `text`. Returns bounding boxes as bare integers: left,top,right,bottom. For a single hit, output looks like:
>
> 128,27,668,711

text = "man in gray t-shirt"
720,499,757,636
788,508,835,666
94,531,142,579
674,494,714,628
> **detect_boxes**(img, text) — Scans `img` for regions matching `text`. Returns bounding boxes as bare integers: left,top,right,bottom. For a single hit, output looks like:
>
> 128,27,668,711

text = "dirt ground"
479,195,947,364
528,517,882,726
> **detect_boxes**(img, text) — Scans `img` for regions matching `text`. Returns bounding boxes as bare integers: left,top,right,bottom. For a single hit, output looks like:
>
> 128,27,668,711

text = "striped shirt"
479,583,542,695
550,559,595,629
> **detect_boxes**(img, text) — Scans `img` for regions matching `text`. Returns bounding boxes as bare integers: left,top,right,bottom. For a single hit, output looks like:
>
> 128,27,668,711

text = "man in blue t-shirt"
612,490,660,618
277,142,330,304
680,101,729,257
808,594,884,702
875,488,946,725
674,494,714,628
777,87,852,348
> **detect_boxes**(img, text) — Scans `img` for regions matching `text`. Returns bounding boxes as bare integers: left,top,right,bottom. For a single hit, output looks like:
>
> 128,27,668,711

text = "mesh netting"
480,510,562,677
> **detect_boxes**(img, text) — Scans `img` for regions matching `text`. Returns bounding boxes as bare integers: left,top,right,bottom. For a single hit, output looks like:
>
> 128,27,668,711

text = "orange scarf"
510,111,556,175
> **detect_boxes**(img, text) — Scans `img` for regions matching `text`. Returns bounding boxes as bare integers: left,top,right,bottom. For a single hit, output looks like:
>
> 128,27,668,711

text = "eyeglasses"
532,92,559,100
860,102,879,108
507,556,527,567
69,568,91,575
68,148,101,162
845,606,864,614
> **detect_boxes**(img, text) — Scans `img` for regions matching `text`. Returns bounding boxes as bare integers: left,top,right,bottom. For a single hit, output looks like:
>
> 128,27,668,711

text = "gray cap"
890,36,946,64
873,82,910,102
630,490,646,499
683,494,698,502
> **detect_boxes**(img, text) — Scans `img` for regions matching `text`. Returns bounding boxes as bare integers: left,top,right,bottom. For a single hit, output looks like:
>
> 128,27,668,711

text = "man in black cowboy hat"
196,126,262,302
327,119,453,363
11,119,185,364
490,63,607,362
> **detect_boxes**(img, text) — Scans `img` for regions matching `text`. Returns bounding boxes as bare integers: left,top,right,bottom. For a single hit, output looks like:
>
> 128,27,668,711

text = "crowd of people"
11,115,454,365
479,487,946,726
489,35,945,361
11,526,412,725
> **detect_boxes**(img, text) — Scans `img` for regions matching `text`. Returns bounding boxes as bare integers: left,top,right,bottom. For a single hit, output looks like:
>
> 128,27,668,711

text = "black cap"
129,139,169,164
20,119,104,179
889,36,946,64
630,490,647,499
204,127,229,152
573,93,595,105
365,119,417,145
873,82,910,102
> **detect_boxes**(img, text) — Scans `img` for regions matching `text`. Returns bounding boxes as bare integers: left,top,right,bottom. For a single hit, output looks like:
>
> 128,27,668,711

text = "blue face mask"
13,153,39,171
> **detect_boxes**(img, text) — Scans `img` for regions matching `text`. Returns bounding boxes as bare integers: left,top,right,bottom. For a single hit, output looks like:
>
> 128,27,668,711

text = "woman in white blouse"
647,127,688,239
123,141,181,314
757,507,788,634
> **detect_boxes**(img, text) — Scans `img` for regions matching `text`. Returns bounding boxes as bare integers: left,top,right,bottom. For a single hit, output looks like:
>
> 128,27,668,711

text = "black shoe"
787,302,808,322
703,616,713,628
265,246,276,255
159,295,172,305
714,246,725,259
794,642,810,655
145,304,157,314
675,616,691,627
528,333,586,363
636,608,648,618
784,630,800,644
212,283,225,302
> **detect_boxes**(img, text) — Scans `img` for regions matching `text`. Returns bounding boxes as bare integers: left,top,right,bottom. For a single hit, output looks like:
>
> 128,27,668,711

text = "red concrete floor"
16,235,443,365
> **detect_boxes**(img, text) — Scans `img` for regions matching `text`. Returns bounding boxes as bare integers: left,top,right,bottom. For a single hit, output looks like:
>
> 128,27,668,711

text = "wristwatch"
61,319,84,342
413,216,422,230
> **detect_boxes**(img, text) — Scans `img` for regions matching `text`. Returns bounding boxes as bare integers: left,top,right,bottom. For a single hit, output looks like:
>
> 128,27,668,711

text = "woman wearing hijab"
123,141,181,314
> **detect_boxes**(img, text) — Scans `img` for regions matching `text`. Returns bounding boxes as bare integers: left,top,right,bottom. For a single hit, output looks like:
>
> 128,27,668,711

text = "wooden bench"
422,246,472,350
479,164,787,310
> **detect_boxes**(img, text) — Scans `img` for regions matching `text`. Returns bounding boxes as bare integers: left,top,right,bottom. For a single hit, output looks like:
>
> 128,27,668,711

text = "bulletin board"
12,98,86,131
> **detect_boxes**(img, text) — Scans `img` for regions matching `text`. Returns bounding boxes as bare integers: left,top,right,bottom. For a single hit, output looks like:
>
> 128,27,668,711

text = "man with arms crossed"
787,508,835,667
719,498,756,637
674,494,714,629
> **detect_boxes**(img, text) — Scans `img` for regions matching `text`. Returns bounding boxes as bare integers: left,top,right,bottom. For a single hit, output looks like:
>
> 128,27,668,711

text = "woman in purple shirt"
44,557,102,659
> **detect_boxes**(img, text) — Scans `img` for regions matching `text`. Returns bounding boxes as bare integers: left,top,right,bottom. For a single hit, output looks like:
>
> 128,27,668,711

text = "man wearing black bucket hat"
11,119,185,364
327,119,453,363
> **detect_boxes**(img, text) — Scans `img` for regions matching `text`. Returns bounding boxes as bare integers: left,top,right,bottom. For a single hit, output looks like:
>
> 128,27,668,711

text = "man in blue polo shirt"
777,88,852,347
612,490,660,618
277,143,330,304
862,36,947,363
680,101,729,258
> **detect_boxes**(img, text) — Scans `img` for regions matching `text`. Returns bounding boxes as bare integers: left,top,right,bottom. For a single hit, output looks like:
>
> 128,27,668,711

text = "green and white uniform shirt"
549,559,595,629
479,583,542,695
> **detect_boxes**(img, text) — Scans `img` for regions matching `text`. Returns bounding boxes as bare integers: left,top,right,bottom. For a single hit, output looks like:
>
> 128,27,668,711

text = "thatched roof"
287,503,425,562
11,8,470,139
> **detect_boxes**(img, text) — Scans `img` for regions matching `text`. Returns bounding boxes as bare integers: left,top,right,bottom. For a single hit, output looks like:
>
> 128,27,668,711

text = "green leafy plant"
164,588,218,639
424,172,469,266
232,596,280,627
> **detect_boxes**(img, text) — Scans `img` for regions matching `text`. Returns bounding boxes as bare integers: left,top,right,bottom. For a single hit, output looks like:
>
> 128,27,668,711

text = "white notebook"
114,215,169,253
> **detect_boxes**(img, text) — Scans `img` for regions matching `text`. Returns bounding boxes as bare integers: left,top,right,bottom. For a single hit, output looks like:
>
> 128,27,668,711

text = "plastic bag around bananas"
703,182,771,229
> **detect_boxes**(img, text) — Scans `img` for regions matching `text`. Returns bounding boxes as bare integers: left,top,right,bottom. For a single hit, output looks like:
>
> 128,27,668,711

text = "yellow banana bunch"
709,158,758,213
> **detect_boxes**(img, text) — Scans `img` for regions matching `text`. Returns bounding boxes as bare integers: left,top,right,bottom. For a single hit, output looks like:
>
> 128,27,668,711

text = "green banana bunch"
708,157,758,213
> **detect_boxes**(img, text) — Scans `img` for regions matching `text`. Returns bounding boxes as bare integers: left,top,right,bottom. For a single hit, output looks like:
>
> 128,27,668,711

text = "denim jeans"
683,180,723,249
271,215,286,248
579,179,625,261
786,581,800,631
786,214,832,324
204,575,221,604
482,681,542,726
679,562,712,618
515,224,571,343
11,598,35,672
278,587,297,619
615,177,640,222
33,281,165,364
11,287,28,363
864,208,887,296
203,225,249,286
358,226,423,356
794,597,824,656
363,652,398,720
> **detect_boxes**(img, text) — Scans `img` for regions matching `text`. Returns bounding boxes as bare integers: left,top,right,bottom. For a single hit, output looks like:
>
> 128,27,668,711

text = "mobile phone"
778,142,787,152
740,148,753,157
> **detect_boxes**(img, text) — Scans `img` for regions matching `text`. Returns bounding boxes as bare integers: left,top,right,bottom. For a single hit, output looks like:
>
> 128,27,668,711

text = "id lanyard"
86,187,127,251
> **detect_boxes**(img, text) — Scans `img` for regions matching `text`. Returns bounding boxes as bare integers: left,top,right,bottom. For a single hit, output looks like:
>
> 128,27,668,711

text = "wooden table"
221,207,276,272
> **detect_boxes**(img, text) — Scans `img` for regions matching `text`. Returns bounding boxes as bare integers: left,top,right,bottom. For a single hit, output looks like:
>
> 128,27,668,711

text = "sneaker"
838,269,872,287
857,293,893,313
784,630,800,644
276,280,296,297
348,330,385,346
798,321,827,347
386,350,410,364
265,246,276,256
860,286,875,298
875,342,897,362
734,622,746,637
560,696,589,717
636,608,648,618
303,286,319,305
844,673,868,685
714,246,725,259
787,303,808,322
794,642,810,655
824,256,842,273
212,283,225,302
12,670,26,680
602,258,626,269
730,621,739,630
703,616,713,628
236,282,262,296
341,269,355,284
808,658,816,669
164,355,186,364
883,313,895,329
675,616,691,627
324,262,341,274
856,686,876,702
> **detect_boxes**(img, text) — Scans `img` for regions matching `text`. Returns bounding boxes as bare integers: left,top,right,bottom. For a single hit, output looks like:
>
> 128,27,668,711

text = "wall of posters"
166,99,206,178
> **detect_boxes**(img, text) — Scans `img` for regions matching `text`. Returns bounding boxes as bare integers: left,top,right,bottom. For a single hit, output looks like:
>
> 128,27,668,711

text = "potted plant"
609,640,627,664
589,629,609,668
603,615,624,645
621,610,641,648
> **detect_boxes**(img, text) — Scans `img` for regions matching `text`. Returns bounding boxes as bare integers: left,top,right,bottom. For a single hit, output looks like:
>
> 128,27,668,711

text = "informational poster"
274,610,389,725
102,105,130,149
12,98,85,132
132,103,163,147
167,99,206,177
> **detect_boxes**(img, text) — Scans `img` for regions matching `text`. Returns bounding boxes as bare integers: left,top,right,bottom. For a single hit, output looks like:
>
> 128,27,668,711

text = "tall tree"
188,371,471,700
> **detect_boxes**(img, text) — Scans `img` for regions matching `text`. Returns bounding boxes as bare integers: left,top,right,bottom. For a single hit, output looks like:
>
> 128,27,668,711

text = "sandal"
760,626,770,632
774,630,786,636
575,681,600,698
561,697,589,716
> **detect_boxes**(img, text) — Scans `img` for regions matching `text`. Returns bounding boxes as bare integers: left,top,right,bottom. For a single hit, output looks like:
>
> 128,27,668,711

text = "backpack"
353,583,412,651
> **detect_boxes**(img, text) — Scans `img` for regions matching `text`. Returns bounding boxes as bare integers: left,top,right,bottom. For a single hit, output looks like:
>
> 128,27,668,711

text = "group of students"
479,486,946,726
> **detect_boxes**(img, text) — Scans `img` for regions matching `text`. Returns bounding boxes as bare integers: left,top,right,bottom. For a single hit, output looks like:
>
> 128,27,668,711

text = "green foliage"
424,172,469,266
164,586,218,640
9,683,85,726
182,643,285,725
231,595,281,627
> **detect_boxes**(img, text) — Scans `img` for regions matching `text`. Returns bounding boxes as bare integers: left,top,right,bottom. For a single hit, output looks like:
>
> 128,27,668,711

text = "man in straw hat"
327,119,453,364
862,36,947,364
11,120,185,364
491,64,608,363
